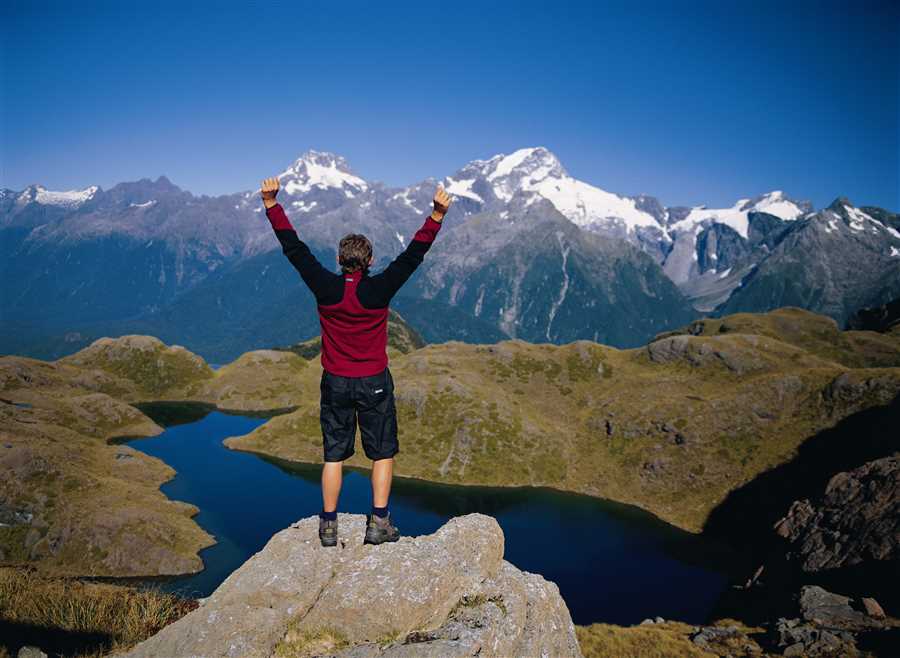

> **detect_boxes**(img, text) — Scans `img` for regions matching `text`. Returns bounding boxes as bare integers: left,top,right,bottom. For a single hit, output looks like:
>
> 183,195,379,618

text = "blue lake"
125,402,745,626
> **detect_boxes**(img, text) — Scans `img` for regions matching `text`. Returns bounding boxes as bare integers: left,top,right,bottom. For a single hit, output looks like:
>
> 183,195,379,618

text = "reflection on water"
127,401,744,626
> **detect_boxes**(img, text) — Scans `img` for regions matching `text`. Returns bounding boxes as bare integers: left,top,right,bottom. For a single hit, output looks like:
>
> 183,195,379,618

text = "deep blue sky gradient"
2,0,898,210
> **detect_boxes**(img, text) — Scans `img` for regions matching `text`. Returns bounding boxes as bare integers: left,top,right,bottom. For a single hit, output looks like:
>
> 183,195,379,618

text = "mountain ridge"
3,146,898,361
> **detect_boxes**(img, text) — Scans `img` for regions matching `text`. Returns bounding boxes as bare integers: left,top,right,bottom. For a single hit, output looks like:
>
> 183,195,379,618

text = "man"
259,176,452,547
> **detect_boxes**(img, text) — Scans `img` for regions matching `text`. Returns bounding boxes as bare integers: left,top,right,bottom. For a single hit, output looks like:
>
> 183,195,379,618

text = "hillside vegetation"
226,306,900,532
0,354,214,577
660,306,900,368
1,307,897,581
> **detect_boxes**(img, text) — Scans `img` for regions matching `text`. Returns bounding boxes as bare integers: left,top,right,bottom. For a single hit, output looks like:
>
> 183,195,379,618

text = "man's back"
318,272,390,377
263,201,443,376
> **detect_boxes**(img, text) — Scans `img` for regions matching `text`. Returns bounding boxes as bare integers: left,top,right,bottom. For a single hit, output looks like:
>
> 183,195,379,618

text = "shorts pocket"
360,369,391,409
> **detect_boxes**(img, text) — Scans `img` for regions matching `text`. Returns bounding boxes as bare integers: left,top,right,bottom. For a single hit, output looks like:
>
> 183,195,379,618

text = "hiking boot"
319,516,338,547
364,512,400,545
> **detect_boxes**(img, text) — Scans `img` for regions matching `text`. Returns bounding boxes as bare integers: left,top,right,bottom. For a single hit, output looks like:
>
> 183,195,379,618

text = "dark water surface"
126,402,744,626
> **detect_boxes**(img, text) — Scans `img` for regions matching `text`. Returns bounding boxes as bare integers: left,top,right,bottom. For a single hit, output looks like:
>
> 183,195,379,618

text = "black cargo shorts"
320,366,399,462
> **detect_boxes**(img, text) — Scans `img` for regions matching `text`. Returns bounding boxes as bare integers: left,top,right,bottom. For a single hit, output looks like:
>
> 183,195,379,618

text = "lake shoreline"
126,397,719,542
116,401,748,625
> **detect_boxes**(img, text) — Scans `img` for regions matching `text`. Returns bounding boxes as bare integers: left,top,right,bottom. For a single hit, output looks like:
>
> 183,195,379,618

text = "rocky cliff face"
706,452,900,656
117,513,582,658
774,453,899,572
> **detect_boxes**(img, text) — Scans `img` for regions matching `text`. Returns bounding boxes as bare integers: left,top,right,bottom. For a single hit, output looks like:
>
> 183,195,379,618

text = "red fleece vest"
318,274,390,377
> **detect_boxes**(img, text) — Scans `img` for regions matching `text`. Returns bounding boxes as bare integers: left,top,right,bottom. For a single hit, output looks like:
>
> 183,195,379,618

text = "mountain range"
2,147,898,361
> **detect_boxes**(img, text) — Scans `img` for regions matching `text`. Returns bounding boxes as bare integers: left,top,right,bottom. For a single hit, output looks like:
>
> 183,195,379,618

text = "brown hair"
338,233,373,274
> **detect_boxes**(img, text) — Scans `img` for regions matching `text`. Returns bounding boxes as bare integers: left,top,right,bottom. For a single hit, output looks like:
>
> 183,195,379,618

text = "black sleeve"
358,213,443,308
266,203,341,305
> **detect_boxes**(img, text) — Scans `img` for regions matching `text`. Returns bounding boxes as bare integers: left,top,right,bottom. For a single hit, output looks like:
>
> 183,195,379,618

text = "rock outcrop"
770,585,897,657
118,513,582,658
773,453,899,571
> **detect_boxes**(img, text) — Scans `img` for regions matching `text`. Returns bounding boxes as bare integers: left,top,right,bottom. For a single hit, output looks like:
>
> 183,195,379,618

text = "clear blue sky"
2,0,898,210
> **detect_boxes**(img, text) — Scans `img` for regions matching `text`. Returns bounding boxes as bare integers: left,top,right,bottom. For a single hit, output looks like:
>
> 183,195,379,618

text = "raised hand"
260,177,280,208
431,186,453,222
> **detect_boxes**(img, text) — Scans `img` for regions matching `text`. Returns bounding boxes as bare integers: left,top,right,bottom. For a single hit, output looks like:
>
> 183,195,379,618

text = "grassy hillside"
226,307,900,532
2,306,897,580
575,619,767,658
659,307,900,368
0,356,214,577
56,335,214,398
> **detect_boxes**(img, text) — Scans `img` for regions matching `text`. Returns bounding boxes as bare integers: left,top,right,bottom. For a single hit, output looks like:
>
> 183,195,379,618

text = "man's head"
338,233,374,274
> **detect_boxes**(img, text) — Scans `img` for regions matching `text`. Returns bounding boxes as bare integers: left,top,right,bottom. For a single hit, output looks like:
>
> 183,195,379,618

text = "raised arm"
363,187,453,305
260,176,335,301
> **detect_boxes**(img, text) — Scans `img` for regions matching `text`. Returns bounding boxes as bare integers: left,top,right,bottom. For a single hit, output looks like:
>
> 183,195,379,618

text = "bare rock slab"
118,512,581,658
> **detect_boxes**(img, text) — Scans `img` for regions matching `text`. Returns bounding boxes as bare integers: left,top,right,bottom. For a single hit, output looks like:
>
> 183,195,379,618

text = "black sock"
372,505,389,518
320,509,337,521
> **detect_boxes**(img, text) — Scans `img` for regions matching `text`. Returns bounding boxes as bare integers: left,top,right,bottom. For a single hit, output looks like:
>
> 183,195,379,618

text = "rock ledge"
118,513,582,658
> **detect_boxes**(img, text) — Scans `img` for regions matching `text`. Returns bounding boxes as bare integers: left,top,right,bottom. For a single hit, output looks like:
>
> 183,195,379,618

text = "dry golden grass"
274,623,350,658
0,567,196,657
575,618,774,658
576,620,715,658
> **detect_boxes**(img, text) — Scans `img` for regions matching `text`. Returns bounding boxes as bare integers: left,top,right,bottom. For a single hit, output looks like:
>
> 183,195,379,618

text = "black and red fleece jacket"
265,202,442,377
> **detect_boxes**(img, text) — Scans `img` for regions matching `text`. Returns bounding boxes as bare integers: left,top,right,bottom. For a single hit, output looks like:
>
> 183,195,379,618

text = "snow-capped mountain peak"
466,146,566,201
444,146,663,234
277,149,368,197
16,184,99,208
440,146,562,204
485,146,566,184
669,190,807,239
746,190,807,221
821,199,900,239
